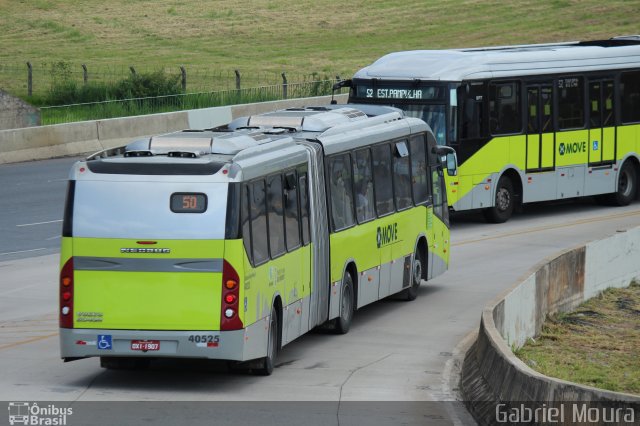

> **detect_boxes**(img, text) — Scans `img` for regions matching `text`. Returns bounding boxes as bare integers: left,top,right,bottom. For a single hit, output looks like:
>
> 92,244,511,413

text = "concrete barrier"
0,94,347,164
462,227,640,425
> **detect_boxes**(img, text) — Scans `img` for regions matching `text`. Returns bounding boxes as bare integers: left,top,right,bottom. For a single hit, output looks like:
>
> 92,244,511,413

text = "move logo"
377,223,398,248
558,141,587,156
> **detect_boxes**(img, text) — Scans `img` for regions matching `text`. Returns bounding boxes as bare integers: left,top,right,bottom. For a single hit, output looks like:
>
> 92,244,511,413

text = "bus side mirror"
332,79,353,91
331,79,353,104
435,145,458,176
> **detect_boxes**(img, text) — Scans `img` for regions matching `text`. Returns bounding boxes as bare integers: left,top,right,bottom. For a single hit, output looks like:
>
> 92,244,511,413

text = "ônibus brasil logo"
8,402,73,425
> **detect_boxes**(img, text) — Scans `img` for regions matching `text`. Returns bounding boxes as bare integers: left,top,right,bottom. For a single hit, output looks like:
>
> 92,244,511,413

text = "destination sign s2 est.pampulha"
356,85,443,100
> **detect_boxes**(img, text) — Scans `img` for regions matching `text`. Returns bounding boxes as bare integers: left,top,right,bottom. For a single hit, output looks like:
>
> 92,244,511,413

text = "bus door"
429,166,449,279
526,85,554,172
588,79,616,165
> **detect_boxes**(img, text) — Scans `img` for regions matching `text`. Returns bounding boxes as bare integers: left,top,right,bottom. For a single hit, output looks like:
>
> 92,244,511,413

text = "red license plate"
131,340,160,351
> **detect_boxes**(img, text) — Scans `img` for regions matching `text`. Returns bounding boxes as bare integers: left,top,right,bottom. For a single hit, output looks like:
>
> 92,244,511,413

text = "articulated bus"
341,36,640,222
59,106,455,375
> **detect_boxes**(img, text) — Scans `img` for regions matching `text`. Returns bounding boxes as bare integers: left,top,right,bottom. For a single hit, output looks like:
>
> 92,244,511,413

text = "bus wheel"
611,162,637,206
483,176,514,223
334,271,354,334
401,249,422,301
253,306,278,376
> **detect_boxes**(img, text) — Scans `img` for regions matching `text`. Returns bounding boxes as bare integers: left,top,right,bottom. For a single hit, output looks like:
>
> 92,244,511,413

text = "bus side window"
328,154,355,231
431,168,444,219
603,81,614,127
393,140,412,210
241,184,252,264
461,83,485,139
409,134,429,205
541,87,553,132
372,143,394,216
557,76,585,130
621,70,640,124
298,171,310,246
353,148,375,223
267,174,286,259
284,171,301,252
489,82,521,135
250,180,269,265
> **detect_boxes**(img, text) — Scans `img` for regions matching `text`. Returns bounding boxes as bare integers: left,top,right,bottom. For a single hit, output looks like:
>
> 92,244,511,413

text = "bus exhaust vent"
335,108,367,119
167,151,199,158
124,150,153,157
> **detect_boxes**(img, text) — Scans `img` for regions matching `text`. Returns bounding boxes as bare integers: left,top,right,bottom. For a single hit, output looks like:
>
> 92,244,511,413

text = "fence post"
27,62,33,97
282,72,287,99
235,70,241,90
129,66,136,76
180,66,187,92
82,64,88,85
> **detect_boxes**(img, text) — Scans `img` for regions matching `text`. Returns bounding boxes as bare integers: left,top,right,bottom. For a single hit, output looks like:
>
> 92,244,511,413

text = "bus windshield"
396,104,446,145
349,80,451,145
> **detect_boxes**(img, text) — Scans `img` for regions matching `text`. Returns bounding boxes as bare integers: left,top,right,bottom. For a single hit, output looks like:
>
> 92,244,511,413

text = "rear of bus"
59,154,250,364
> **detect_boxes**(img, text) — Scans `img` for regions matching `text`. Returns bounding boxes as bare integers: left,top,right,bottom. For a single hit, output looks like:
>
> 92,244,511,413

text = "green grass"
516,282,640,394
0,0,638,99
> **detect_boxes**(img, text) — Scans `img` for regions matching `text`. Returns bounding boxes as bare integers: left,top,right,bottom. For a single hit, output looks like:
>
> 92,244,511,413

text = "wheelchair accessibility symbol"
97,335,112,350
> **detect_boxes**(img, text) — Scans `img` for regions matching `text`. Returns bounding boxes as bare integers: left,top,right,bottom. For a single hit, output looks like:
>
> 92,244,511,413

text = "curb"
460,227,640,425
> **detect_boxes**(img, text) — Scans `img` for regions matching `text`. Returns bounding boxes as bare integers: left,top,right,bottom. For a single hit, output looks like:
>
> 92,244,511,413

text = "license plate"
131,340,160,351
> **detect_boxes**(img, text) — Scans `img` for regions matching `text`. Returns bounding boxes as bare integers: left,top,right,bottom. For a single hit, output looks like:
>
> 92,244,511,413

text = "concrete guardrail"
0,94,347,164
462,226,640,425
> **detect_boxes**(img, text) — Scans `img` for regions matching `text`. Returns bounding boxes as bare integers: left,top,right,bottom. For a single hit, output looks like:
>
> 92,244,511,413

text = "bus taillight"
221,260,243,331
60,258,74,329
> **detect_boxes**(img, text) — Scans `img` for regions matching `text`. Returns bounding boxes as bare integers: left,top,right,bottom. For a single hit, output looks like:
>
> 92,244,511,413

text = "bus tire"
100,357,150,370
253,306,278,376
334,271,354,334
483,176,514,223
401,249,423,301
610,162,637,206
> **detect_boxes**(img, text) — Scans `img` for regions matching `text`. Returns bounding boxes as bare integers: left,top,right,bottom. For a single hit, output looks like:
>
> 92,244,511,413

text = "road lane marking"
0,332,59,351
16,219,62,227
453,209,640,247
0,248,48,256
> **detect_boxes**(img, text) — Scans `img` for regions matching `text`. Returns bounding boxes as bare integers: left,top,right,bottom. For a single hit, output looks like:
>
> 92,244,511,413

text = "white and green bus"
342,36,640,222
59,106,455,375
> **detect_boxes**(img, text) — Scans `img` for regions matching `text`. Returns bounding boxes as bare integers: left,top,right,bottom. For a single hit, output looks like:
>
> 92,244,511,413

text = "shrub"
42,69,183,106
112,70,182,99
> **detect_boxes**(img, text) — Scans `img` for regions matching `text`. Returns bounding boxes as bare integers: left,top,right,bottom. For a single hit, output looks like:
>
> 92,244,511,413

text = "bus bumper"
59,319,269,362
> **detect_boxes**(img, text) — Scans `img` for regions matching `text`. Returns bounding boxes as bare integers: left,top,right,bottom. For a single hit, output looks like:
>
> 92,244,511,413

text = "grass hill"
0,0,637,97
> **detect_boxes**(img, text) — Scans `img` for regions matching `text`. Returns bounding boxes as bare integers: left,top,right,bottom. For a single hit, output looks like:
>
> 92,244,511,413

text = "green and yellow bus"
343,36,640,222
59,106,455,375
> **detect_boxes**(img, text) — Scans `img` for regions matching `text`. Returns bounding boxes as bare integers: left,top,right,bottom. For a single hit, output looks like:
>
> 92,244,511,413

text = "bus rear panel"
59,165,268,362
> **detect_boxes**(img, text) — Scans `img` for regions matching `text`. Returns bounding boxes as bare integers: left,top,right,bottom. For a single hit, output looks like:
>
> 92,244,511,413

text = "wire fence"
37,80,344,125
0,62,343,100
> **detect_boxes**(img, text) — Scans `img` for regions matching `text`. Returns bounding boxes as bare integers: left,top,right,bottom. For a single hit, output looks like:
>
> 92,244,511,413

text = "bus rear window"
73,181,228,240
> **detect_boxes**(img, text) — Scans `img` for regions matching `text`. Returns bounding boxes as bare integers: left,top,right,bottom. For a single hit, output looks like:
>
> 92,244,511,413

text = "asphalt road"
0,157,81,261
1,157,639,425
